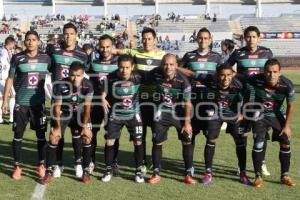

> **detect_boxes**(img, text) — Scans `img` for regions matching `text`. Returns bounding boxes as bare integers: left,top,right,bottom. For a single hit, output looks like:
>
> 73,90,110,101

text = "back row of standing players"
1,23,295,187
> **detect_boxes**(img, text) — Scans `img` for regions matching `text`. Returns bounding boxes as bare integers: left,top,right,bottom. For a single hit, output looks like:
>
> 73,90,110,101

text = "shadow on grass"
0,137,254,184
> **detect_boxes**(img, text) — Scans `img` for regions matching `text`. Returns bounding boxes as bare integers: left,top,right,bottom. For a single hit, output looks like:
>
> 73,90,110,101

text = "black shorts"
90,104,106,133
206,119,243,140
191,100,209,135
252,114,289,145
105,113,143,141
50,112,88,137
140,100,155,128
152,111,189,144
13,104,47,133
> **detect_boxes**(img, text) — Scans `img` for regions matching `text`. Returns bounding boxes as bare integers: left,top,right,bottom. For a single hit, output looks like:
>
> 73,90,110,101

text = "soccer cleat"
112,163,120,177
36,164,46,178
239,172,251,185
135,171,145,183
101,171,113,182
261,163,271,176
41,172,53,186
281,176,296,187
87,162,95,175
140,165,147,175
184,175,197,185
53,165,64,178
202,172,212,185
12,165,22,180
75,164,83,178
148,174,161,185
253,176,263,188
82,171,90,184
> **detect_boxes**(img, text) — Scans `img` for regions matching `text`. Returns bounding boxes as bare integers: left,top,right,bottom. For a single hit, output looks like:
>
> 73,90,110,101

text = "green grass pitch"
0,71,299,200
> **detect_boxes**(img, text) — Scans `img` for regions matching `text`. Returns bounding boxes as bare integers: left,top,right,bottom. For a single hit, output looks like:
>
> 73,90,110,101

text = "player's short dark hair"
264,58,281,71
63,23,78,33
25,31,40,40
142,27,156,38
197,27,211,38
99,34,114,42
4,36,15,45
244,26,260,37
222,39,235,51
82,43,93,51
70,61,84,72
118,54,134,66
216,63,233,74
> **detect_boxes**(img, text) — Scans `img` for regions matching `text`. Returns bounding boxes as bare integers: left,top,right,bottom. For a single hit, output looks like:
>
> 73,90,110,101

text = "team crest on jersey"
61,67,69,78
27,72,40,88
251,60,257,65
123,88,129,94
146,59,153,65
72,95,78,102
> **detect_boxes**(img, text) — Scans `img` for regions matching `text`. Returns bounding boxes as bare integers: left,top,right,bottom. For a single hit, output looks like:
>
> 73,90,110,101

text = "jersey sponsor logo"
163,94,173,107
162,83,172,88
61,67,69,78
263,100,276,111
247,68,260,76
197,58,208,62
122,96,133,108
248,55,258,59
120,82,132,87
28,59,38,64
27,72,40,88
63,52,73,57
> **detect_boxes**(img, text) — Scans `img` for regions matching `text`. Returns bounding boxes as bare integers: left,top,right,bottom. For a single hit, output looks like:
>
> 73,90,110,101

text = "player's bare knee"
209,139,217,144
133,139,142,146
82,134,92,144
106,139,115,146
253,141,264,151
182,141,191,145
280,143,290,149
49,133,61,145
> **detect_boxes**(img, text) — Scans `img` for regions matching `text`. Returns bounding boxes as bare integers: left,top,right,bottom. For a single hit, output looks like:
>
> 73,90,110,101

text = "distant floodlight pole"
256,0,262,18
104,0,108,17
0,0,4,19
155,0,159,15
52,0,56,15
205,0,210,16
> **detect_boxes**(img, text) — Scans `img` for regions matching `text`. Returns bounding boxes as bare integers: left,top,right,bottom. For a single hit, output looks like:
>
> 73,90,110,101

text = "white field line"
31,183,46,200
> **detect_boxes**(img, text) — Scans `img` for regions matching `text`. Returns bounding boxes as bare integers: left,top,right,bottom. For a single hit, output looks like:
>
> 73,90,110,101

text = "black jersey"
52,78,94,114
88,54,118,99
47,43,88,81
194,73,246,118
9,52,51,106
247,74,295,117
227,46,273,77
